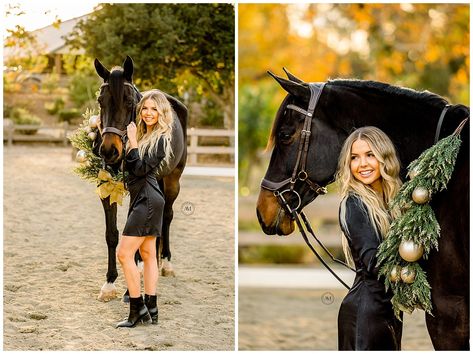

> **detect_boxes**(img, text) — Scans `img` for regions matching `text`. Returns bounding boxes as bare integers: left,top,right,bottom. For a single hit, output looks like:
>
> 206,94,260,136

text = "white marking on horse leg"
98,282,117,302
137,261,144,274
161,260,175,277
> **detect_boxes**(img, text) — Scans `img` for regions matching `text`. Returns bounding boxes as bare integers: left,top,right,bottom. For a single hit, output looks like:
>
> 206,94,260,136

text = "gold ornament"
84,126,92,134
89,115,100,128
399,240,424,262
408,166,421,180
412,186,430,204
400,266,416,284
389,265,401,283
88,131,97,141
75,150,87,163
98,169,113,181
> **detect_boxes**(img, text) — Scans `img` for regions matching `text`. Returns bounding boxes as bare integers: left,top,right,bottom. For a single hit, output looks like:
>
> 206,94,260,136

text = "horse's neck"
330,87,444,169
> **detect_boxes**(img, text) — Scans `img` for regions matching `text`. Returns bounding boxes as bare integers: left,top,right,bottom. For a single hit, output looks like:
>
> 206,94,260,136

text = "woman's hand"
127,122,138,149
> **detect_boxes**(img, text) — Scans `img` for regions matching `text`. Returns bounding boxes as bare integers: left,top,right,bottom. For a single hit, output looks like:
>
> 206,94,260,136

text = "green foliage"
8,107,42,135
66,3,235,126
377,132,464,319
239,245,310,264
45,97,65,115
68,72,101,109
58,108,81,123
238,83,279,191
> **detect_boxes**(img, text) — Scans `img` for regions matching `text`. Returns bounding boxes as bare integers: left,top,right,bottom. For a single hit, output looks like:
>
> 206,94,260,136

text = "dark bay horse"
93,56,187,301
256,70,469,350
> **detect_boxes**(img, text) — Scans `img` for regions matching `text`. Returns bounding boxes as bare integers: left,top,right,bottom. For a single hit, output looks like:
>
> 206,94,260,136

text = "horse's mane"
328,79,448,107
109,67,125,107
267,79,449,150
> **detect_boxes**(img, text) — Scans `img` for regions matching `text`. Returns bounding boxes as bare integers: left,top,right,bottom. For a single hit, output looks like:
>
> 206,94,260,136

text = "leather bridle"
261,83,328,213
98,81,142,185
260,82,355,290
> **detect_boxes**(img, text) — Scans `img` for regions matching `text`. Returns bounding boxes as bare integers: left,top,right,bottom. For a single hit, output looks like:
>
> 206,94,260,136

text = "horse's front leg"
97,196,119,301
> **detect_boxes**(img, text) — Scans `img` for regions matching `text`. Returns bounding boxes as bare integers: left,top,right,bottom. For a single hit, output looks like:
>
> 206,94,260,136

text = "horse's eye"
278,131,292,144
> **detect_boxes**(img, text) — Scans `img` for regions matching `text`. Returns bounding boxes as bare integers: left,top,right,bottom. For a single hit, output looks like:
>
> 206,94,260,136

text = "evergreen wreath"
69,109,128,205
376,118,468,320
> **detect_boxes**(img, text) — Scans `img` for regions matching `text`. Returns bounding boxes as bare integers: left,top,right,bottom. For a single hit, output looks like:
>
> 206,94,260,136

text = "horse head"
94,56,142,165
256,71,345,236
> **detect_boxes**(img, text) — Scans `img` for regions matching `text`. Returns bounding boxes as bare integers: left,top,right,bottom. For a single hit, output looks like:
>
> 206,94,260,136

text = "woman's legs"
139,236,159,295
117,235,145,298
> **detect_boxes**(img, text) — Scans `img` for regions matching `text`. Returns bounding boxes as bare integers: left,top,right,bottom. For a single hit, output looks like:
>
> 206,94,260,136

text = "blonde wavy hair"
135,90,174,165
336,126,402,266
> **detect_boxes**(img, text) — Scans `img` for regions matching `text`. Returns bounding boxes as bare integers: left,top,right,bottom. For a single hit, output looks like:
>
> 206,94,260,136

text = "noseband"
261,82,328,214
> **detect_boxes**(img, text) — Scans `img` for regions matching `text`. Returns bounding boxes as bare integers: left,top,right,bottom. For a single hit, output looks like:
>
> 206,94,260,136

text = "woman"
335,126,403,350
116,90,174,328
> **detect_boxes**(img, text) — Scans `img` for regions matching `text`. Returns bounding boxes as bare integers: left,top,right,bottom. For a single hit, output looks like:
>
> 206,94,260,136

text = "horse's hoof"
161,260,175,277
98,282,117,302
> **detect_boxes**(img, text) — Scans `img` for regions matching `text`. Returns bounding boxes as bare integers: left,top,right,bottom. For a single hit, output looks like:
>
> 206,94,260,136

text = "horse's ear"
283,67,304,84
268,71,309,100
94,58,110,81
123,55,134,82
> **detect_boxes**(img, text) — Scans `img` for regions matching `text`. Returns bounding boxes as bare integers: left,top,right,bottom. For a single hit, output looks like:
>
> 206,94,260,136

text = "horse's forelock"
109,68,125,107
266,95,292,151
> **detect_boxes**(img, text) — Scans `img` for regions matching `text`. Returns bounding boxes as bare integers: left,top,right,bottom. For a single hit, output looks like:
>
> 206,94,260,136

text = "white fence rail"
3,120,234,165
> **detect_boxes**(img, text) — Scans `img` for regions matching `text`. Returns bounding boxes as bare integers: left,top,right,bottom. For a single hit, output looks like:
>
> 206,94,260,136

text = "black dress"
338,194,402,350
122,142,165,238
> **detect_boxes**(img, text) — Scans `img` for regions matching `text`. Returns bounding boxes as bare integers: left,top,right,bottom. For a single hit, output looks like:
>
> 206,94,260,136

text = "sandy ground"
3,145,234,351
239,287,434,350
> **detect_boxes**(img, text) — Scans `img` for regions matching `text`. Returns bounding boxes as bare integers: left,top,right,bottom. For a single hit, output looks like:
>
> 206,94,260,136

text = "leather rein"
261,83,355,290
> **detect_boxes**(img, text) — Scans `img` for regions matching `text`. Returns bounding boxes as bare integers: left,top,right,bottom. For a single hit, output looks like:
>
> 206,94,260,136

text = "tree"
67,3,235,127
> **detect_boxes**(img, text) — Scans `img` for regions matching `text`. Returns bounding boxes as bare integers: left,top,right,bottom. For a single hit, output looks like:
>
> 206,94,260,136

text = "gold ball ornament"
389,265,401,283
408,166,421,180
412,186,430,204
89,115,100,129
75,150,87,163
84,126,92,134
98,169,113,181
88,131,97,141
400,266,416,284
399,240,424,262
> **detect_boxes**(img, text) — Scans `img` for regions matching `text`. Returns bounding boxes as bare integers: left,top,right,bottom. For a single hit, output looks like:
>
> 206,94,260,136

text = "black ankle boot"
116,295,151,328
144,294,158,325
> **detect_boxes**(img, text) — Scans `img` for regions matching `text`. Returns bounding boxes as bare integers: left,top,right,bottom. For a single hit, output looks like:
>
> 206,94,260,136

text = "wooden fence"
3,120,234,165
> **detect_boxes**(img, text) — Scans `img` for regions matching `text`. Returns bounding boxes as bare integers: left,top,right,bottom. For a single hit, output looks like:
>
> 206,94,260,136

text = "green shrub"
44,97,65,115
58,108,81,123
68,73,100,108
10,107,42,134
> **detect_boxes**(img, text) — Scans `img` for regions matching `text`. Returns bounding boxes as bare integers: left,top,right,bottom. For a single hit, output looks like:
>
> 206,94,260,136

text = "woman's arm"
343,195,382,275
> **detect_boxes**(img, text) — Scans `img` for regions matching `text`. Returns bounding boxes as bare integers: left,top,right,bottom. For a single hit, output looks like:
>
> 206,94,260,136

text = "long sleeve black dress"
338,194,402,350
122,141,166,238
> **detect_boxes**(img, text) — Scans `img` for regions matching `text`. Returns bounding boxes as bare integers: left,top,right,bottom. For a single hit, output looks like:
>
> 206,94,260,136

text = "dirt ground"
239,287,434,350
3,144,235,350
